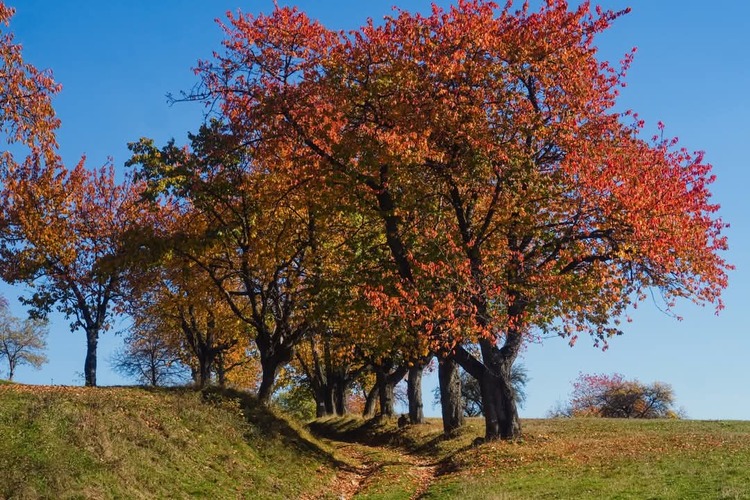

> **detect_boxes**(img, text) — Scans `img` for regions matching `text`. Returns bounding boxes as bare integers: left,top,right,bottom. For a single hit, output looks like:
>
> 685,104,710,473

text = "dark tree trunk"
257,361,277,404
215,351,227,388
309,377,336,418
363,383,378,418
257,344,294,404
84,329,98,387
197,355,212,389
376,368,396,418
311,383,326,418
479,367,521,440
149,365,158,386
407,365,425,424
324,384,336,416
438,357,463,434
478,335,522,440
333,372,347,416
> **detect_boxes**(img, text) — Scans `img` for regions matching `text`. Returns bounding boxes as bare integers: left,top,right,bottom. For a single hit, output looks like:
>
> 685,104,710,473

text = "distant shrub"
549,372,682,419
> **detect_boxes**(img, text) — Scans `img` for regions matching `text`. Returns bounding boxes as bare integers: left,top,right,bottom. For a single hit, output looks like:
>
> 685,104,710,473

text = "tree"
0,162,147,386
552,372,681,419
0,307,47,380
123,248,257,390
128,123,319,402
193,1,729,440
110,329,188,387
0,3,147,387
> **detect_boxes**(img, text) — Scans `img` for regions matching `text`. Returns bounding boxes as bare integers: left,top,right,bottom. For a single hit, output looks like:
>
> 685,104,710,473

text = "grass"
312,416,750,499
2,384,749,499
0,384,339,499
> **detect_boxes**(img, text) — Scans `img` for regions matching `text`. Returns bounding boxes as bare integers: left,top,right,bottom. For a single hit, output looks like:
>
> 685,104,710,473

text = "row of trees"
0,1,729,440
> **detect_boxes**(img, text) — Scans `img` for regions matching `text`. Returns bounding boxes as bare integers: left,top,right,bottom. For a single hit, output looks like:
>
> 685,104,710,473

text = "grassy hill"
0,384,339,499
2,382,750,499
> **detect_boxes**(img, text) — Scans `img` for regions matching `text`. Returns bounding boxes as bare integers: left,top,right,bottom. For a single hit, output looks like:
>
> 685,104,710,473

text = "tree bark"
376,368,396,418
407,365,425,424
333,371,347,416
258,348,291,404
438,357,463,434
197,355,212,389
257,360,277,404
478,334,522,440
84,329,98,387
363,383,378,418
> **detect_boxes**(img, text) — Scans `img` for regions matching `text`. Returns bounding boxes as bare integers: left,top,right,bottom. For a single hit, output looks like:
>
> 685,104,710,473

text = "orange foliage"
198,0,730,353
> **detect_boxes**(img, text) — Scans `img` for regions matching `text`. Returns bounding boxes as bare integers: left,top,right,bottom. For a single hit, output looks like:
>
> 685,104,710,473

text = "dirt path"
318,440,440,500
403,450,440,499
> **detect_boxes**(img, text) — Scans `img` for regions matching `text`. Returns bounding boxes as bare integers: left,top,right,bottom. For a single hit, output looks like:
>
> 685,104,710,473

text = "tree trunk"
363,383,378,418
407,365,425,424
256,330,294,404
333,373,347,416
197,355,212,389
478,337,522,440
480,369,521,440
84,329,98,387
324,383,336,416
312,385,327,418
376,368,396,418
438,357,463,434
258,356,281,404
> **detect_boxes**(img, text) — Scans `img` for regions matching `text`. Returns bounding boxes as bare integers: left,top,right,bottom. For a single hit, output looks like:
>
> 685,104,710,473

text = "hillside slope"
3,383,750,499
0,384,337,499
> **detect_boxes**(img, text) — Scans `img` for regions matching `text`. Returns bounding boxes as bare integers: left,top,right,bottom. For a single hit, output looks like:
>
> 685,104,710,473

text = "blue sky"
4,1,748,419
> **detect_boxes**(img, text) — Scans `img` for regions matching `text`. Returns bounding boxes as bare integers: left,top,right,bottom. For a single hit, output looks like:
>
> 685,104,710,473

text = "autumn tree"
0,162,147,386
123,247,257,389
293,329,370,417
553,372,681,419
0,306,48,380
193,1,729,440
128,122,323,402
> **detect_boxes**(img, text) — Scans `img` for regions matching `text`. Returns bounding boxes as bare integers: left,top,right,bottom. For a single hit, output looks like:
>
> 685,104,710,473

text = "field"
1,383,749,499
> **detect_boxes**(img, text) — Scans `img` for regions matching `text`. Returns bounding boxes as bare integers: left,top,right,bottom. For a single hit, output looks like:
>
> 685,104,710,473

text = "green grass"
3,385,749,499
313,417,750,499
0,384,338,499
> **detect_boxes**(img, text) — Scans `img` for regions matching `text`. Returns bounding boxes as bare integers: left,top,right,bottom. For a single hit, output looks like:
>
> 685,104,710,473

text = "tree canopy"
0,0,731,440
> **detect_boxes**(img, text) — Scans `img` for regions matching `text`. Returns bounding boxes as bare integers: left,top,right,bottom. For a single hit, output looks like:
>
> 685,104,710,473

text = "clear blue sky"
4,1,748,419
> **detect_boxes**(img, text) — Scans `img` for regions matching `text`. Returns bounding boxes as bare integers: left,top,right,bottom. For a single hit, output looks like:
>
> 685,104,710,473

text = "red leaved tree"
555,372,680,419
170,0,728,439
